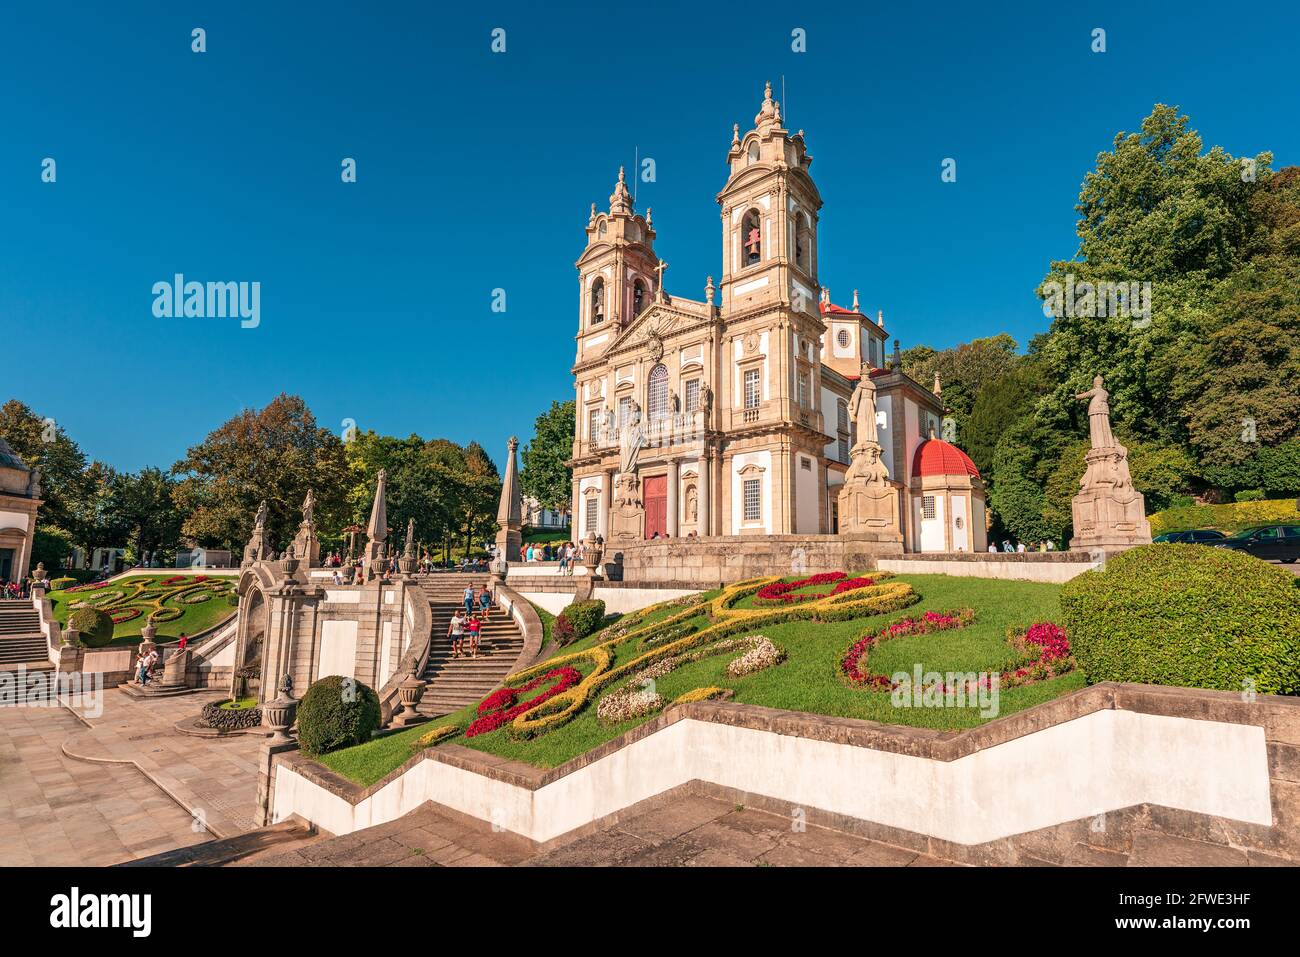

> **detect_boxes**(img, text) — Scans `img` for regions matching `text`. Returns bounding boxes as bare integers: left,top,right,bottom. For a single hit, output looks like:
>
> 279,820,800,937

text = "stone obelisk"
836,367,903,548
364,468,389,580
495,437,523,562
1069,375,1152,552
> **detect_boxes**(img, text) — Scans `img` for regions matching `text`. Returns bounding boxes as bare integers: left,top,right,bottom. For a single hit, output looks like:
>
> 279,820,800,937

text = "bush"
50,577,76,590
553,613,576,646
561,599,605,640
1234,489,1265,502
296,675,381,755
68,608,114,647
1148,497,1300,536
1060,544,1300,695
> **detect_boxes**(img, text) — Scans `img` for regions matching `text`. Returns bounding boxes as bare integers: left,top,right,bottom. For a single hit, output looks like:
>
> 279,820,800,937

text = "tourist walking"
462,584,475,617
448,609,466,658
478,586,491,617
466,614,482,658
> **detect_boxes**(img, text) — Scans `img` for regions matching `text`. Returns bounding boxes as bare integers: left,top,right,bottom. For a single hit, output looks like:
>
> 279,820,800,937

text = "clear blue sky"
3,1,1297,473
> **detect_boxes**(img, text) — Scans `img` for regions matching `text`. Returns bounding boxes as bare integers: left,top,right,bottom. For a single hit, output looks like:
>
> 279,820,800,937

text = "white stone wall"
274,708,1272,846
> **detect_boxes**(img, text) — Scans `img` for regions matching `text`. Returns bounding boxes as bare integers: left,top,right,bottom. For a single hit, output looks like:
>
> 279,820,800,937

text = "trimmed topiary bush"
296,675,381,756
1060,544,1300,695
561,599,605,641
553,613,576,646
68,607,115,647
50,577,76,590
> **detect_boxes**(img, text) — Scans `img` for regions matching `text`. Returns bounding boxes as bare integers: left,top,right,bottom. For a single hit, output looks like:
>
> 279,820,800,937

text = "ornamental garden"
303,542,1300,788
46,574,238,646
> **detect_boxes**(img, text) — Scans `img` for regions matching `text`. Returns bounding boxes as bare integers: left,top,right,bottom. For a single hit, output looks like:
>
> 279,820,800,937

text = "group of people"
989,539,1056,553
446,585,493,658
133,633,189,686
1,577,32,600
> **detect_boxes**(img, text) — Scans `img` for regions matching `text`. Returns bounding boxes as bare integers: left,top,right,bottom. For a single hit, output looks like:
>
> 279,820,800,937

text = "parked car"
1212,525,1300,563
1152,529,1227,545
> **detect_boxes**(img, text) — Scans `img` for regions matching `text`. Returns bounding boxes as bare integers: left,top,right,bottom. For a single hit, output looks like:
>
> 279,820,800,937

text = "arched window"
747,142,760,166
742,209,762,266
647,364,669,422
590,277,605,325
795,213,811,272
633,279,646,318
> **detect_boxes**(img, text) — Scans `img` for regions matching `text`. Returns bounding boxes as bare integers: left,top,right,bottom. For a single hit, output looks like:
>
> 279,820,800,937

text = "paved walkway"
0,688,266,866
242,794,962,867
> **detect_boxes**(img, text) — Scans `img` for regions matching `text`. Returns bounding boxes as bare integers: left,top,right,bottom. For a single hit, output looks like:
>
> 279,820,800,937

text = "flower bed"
198,700,263,731
840,609,976,689
596,682,665,724
754,572,877,605
725,636,785,677
466,666,583,738
1002,622,1076,688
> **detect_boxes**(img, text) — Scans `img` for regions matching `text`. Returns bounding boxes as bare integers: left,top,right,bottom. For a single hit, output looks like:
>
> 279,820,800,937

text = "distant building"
176,547,234,569
0,437,42,582
70,546,128,574
522,495,567,531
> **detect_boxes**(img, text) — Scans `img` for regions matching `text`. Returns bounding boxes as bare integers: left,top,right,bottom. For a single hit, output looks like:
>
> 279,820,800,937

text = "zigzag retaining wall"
271,683,1300,864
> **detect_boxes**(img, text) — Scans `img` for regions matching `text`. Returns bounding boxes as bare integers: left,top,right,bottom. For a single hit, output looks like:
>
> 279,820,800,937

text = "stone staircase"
0,599,49,668
415,574,526,718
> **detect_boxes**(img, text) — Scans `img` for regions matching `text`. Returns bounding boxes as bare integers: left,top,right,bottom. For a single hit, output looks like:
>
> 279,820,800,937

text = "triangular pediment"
603,304,693,355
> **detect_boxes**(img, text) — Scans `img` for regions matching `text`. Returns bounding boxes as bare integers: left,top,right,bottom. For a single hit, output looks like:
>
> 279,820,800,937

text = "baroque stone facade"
568,83,984,553
0,437,42,582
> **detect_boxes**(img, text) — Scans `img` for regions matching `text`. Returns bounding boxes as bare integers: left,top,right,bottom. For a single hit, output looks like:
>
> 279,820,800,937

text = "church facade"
568,83,986,554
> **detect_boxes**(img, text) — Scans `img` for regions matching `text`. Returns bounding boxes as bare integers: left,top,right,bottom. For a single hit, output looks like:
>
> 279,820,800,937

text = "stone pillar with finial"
495,437,523,563
364,469,389,581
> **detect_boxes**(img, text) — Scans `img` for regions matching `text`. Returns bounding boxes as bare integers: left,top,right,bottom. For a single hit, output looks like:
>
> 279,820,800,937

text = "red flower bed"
67,581,110,593
840,609,975,688
755,572,874,605
1004,622,1074,686
466,666,583,738
162,576,185,585
110,608,141,624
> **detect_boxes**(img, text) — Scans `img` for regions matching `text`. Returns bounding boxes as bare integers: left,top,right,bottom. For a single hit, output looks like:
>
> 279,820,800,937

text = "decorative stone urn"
138,622,158,658
393,674,428,726
581,532,605,578
263,674,298,744
32,562,49,586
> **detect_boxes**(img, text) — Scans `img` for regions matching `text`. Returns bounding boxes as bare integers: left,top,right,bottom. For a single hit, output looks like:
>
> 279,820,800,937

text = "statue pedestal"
609,505,642,544
1069,447,1152,551
837,478,904,543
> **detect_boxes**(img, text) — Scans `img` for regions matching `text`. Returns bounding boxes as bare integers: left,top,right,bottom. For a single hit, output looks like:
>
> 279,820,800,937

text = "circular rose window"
836,329,851,348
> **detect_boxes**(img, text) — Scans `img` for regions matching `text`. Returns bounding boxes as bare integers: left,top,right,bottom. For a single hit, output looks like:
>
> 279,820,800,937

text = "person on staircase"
466,613,482,658
477,586,492,618
448,609,466,659
462,584,475,617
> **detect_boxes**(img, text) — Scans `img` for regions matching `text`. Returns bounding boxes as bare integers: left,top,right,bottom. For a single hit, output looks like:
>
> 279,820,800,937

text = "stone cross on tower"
495,437,523,563
655,259,668,302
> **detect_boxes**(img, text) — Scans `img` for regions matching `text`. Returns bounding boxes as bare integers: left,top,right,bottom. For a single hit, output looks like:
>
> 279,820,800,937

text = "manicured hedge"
1148,498,1299,535
296,675,381,755
50,577,77,590
1060,544,1300,694
68,608,114,648
560,599,605,641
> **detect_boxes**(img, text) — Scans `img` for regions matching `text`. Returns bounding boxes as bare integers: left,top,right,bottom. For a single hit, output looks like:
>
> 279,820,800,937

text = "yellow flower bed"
495,573,918,740
672,686,734,704
410,723,461,753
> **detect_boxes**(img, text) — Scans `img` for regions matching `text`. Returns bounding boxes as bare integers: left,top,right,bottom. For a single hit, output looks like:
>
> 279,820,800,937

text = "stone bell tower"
717,81,823,319
574,167,659,359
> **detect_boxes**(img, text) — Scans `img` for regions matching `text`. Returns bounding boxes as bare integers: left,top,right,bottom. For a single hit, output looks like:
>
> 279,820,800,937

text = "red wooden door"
643,475,667,539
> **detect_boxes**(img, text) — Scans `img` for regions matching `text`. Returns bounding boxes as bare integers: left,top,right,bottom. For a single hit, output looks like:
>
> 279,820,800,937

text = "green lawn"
47,575,238,646
320,574,1081,782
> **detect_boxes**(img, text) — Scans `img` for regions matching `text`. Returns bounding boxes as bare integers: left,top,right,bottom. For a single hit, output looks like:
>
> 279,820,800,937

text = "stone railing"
30,588,62,664
490,581,545,678
376,581,433,724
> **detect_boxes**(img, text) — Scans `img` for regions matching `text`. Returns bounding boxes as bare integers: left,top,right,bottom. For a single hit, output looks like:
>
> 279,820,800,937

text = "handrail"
377,580,433,724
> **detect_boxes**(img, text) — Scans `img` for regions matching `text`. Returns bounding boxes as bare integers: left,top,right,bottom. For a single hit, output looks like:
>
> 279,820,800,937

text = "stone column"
699,453,712,537
667,460,680,537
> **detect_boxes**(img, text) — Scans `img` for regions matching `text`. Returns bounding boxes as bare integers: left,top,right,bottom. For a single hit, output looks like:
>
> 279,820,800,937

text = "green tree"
0,399,93,535
520,400,575,524
102,467,183,565
172,394,350,550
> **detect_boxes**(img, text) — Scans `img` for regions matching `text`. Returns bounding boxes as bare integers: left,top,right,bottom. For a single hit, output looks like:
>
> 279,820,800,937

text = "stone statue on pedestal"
837,367,903,546
1069,375,1152,552
242,500,273,566
609,470,644,543
290,489,321,568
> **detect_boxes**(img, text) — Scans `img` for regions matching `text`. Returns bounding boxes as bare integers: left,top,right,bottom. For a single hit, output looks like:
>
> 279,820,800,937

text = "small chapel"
568,83,987,554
